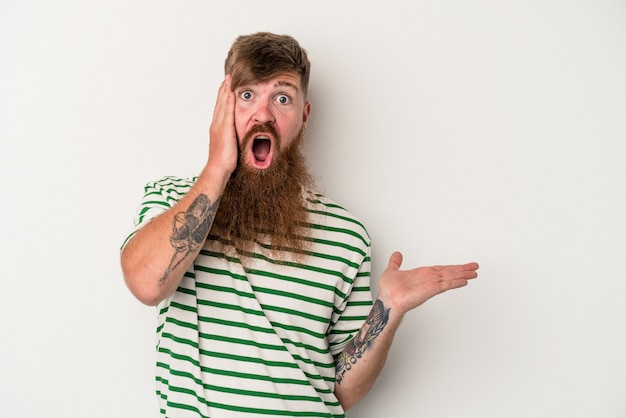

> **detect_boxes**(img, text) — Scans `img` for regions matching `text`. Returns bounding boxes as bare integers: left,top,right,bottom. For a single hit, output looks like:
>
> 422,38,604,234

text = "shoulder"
132,176,198,224
145,175,198,193
304,190,371,246
142,175,198,203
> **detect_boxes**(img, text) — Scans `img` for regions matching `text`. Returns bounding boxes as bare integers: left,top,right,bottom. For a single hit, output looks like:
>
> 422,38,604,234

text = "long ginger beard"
210,124,314,260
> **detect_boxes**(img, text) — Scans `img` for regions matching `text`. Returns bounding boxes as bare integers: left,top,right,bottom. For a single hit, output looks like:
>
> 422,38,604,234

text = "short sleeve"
327,245,373,356
120,176,196,249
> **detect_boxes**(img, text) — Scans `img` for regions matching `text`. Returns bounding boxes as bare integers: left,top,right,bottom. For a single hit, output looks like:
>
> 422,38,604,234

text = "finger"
211,82,226,126
441,267,479,281
463,262,479,271
433,263,480,278
224,80,235,123
443,278,470,291
433,261,479,270
386,251,403,271
213,76,233,122
426,266,476,283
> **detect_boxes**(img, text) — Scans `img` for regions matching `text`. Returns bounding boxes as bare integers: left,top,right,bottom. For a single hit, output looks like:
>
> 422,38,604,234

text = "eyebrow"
236,79,301,94
275,80,299,92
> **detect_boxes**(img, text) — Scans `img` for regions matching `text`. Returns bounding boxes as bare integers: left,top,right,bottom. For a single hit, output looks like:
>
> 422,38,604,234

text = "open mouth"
253,136,271,162
249,135,274,169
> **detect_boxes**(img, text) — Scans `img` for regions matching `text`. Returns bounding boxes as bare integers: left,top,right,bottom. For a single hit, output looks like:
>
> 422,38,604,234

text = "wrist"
198,163,232,198
375,289,410,320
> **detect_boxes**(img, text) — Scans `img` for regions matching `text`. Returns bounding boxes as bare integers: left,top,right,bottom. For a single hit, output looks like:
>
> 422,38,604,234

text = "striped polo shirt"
125,176,373,417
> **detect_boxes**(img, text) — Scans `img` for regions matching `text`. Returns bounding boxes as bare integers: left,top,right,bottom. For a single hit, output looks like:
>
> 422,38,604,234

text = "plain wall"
2,1,625,417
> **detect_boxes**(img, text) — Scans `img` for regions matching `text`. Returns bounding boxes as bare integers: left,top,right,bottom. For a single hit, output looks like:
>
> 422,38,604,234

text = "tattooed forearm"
335,299,390,385
159,194,219,286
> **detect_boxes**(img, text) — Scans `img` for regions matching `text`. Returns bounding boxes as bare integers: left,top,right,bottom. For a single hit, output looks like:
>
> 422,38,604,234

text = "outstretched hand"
378,252,479,314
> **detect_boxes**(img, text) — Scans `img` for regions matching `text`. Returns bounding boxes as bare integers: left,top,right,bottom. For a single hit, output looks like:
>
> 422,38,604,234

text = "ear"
302,101,311,128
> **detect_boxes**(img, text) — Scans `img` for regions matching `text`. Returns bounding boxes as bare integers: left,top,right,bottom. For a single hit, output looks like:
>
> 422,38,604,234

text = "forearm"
334,298,404,411
121,164,229,305
333,251,479,410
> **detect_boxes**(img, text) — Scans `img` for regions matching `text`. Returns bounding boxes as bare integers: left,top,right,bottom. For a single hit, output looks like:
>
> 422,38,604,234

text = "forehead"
237,73,303,93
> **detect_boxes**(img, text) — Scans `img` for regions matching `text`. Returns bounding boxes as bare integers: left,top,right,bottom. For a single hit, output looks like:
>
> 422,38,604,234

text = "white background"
2,1,625,417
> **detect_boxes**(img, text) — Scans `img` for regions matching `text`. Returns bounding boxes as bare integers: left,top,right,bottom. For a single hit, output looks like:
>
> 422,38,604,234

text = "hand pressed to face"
208,75,239,177
378,252,479,314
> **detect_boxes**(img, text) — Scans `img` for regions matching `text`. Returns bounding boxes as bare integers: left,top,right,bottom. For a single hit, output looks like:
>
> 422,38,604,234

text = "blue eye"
241,91,253,100
277,95,290,104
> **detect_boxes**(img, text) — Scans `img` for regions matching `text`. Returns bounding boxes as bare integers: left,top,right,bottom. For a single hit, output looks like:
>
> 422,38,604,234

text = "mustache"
241,123,281,146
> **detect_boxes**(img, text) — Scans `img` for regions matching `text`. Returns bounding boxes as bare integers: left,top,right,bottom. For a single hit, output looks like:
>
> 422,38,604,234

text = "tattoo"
335,299,390,385
159,194,219,286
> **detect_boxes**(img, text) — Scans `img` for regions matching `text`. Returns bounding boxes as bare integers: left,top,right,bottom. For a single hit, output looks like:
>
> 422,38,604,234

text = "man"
121,32,479,417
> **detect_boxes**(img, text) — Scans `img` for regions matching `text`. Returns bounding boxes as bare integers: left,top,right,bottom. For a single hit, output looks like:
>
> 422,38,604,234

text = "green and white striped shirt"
126,176,373,418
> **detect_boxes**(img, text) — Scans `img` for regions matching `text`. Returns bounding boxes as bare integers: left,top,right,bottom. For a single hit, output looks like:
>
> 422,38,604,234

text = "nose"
253,99,275,125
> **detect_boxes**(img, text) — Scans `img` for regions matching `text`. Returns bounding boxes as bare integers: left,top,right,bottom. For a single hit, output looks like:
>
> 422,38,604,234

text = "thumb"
387,251,403,271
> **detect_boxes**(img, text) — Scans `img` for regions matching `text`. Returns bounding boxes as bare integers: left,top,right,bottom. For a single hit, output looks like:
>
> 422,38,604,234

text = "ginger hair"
224,32,311,97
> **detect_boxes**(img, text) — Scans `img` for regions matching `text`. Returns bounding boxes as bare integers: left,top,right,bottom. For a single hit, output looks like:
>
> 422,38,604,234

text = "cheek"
285,120,304,138
233,114,247,142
